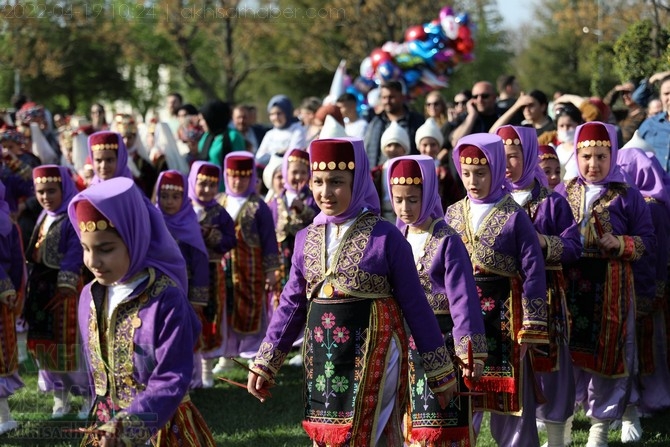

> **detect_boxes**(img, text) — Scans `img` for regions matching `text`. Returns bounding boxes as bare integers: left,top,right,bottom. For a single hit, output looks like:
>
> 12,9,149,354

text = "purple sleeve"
215,207,236,253
58,218,84,286
385,228,450,356
181,243,210,305
534,194,582,264
512,211,549,344
124,287,198,435
254,230,309,376
438,233,487,361
0,225,24,294
256,199,280,263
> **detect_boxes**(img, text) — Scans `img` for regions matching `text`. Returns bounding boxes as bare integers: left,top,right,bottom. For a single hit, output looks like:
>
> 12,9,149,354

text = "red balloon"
404,25,426,42
369,48,393,71
455,26,474,54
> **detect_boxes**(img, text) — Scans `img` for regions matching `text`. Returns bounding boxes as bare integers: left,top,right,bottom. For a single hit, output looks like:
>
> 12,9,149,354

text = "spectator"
449,81,504,147
491,89,555,136
648,99,663,117
255,95,306,166
638,75,670,171
604,82,645,143
336,93,368,138
231,104,268,153
496,74,521,112
364,81,425,166
89,103,108,132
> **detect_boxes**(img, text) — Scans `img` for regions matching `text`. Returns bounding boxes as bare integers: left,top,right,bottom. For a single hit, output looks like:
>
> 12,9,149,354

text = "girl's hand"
537,233,547,249
247,371,271,403
265,270,279,292
598,233,620,255
461,362,484,381
435,385,455,409
0,292,16,308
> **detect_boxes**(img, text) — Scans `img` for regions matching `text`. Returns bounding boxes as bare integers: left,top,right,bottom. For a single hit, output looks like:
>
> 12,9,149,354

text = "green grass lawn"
4,357,670,446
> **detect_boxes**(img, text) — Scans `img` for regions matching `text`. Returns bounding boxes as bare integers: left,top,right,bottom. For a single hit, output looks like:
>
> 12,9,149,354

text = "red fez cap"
286,149,310,166
390,159,423,186
538,145,558,160
75,200,114,233
33,166,62,184
89,131,120,152
225,155,254,177
160,171,184,192
196,164,220,182
459,145,488,166
575,122,612,150
310,139,356,171
496,126,521,146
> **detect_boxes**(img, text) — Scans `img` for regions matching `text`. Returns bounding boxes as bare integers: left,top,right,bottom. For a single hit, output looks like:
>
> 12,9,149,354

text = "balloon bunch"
349,6,474,106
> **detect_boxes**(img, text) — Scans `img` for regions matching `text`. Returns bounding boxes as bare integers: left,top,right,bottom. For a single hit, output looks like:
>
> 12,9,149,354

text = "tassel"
302,421,351,446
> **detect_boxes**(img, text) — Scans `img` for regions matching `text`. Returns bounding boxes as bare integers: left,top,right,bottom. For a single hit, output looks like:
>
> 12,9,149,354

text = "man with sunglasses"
450,81,506,147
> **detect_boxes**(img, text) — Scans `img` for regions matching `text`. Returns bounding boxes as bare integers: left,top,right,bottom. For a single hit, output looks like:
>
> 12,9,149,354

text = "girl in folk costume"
0,180,25,435
267,149,319,309
247,138,457,447
87,131,133,184
386,155,487,447
68,178,216,447
25,165,90,419
445,133,549,447
555,122,655,447
187,161,236,388
216,152,280,360
617,148,670,431
495,126,581,447
537,144,562,190
154,170,210,388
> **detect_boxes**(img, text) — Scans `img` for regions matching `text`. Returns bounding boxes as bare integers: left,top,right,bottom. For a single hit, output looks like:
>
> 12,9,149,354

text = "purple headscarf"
573,121,626,185
282,148,311,194
87,131,133,184
495,125,548,189
618,147,670,214
223,152,257,198
33,165,79,217
188,161,221,207
386,155,443,232
0,181,11,236
311,137,381,225
154,170,208,258
452,133,510,205
68,177,187,293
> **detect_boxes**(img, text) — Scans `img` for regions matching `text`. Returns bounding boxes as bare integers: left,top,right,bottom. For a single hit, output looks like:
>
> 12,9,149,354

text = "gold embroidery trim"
91,143,119,151
34,176,62,183
391,176,422,185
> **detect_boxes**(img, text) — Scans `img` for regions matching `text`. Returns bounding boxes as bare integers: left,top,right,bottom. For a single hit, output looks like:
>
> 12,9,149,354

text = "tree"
613,19,670,83
0,0,141,113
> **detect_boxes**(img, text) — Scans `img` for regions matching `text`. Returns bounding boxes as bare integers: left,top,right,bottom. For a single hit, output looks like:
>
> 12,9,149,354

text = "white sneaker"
621,406,642,443
212,358,235,375
201,376,214,389
288,354,303,367
51,403,71,419
0,420,17,435
537,419,546,432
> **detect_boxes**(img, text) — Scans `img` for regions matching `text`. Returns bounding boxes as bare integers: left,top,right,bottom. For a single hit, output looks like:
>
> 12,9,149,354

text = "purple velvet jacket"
78,268,200,443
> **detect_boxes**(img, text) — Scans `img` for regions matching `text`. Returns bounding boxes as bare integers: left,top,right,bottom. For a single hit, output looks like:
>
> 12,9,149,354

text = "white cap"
262,154,284,191
414,117,444,148
380,121,410,153
318,114,348,139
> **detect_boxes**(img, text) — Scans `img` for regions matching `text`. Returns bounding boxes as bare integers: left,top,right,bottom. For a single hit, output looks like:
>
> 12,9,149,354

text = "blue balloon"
377,61,401,81
403,69,422,88
456,12,469,26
